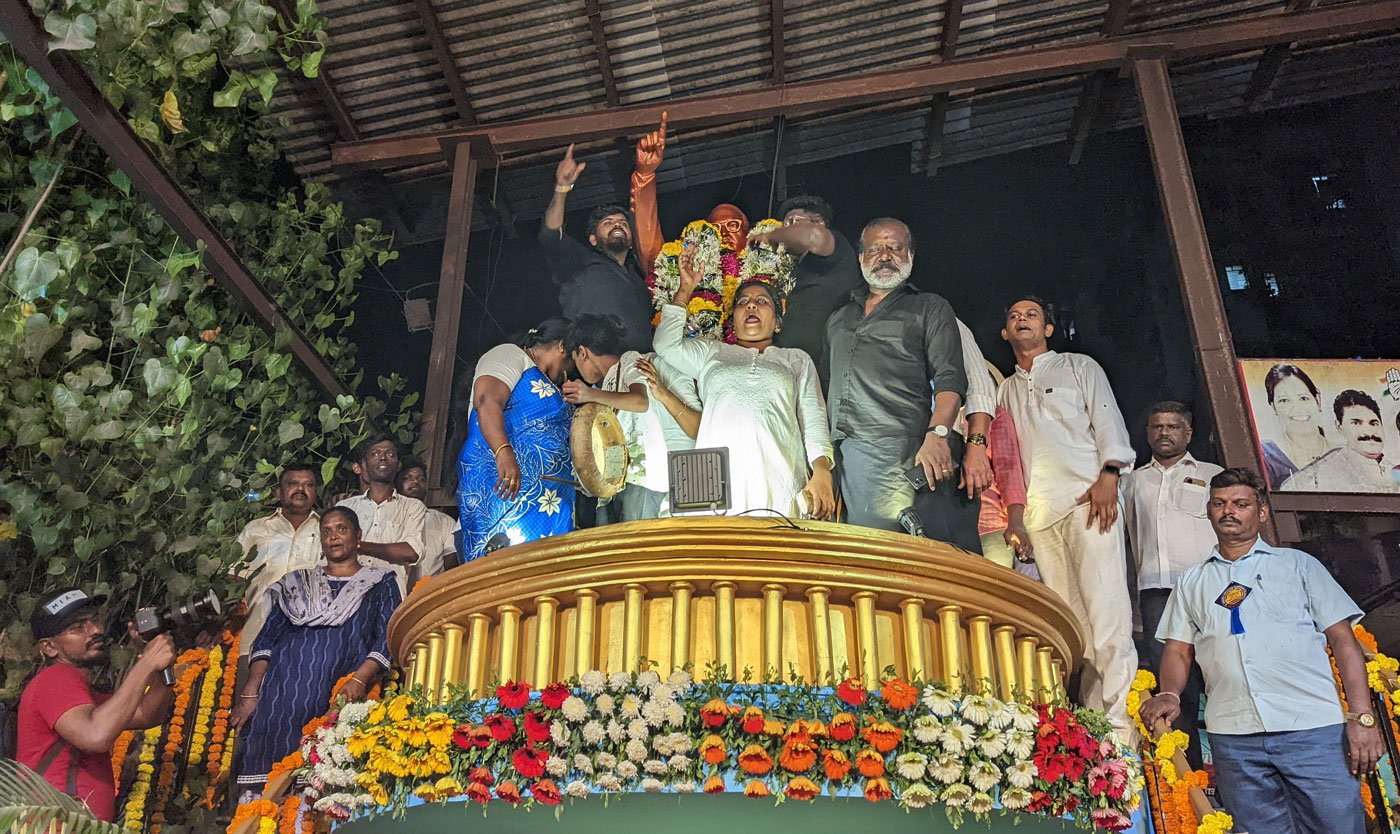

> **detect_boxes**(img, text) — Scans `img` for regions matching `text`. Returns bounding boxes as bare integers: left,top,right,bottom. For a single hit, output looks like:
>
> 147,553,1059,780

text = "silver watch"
926,424,950,438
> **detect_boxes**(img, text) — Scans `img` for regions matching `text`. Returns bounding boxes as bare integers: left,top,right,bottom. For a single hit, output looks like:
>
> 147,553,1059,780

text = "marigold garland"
207,632,242,784
187,644,224,774
121,725,162,831
111,730,134,786
227,798,279,834
278,795,302,834
148,649,209,833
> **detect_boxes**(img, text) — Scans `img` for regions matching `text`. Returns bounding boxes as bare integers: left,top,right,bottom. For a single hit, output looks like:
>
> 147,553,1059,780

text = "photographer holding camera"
17,587,176,821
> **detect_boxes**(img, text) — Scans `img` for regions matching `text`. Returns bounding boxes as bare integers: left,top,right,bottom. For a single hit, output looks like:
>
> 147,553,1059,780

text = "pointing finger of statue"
659,110,667,140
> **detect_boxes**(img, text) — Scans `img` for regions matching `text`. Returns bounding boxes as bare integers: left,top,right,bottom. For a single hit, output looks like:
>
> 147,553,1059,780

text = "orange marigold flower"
855,748,885,778
738,744,774,775
741,706,766,734
778,736,817,773
822,749,852,781
862,720,904,753
744,779,771,799
785,777,820,801
829,712,857,742
864,777,893,803
881,677,919,711
699,734,728,765
704,775,726,794
701,698,731,728
465,781,492,804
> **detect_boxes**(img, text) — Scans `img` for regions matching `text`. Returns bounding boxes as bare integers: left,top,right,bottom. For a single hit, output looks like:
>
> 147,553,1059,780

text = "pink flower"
1090,808,1132,831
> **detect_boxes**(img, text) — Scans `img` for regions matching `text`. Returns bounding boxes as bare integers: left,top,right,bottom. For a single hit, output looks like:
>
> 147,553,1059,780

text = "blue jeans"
1208,724,1365,834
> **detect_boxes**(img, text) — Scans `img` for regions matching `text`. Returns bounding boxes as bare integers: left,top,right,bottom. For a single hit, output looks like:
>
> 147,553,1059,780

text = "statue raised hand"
631,112,668,268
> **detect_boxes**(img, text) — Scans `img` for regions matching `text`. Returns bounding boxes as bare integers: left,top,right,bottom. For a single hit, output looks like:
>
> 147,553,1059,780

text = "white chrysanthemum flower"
595,752,618,770
640,777,665,793
986,700,1014,731
595,694,617,716
912,715,942,745
902,783,936,809
921,685,957,717
664,702,686,726
650,683,677,704
940,722,975,755
643,758,668,774
606,719,626,743
546,755,568,777
668,670,693,691
573,753,594,774
565,779,590,798
561,695,590,723
608,671,632,692
625,739,649,762
596,773,622,792
636,670,661,692
666,733,692,753
1005,730,1035,760
968,760,1001,792
550,721,571,746
641,699,668,728
977,728,1006,758
653,735,675,757
620,694,644,719
967,791,995,815
895,752,928,780
1001,786,1033,810
627,718,650,740
668,754,692,771
1009,703,1039,733
928,755,964,785
674,780,697,794
942,783,973,807
580,670,606,695
1006,760,1036,789
582,720,605,746
339,702,371,723
959,695,993,726
616,760,639,779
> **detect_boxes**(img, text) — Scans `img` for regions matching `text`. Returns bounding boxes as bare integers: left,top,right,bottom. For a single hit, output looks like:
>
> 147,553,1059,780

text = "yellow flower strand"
122,725,162,831
186,644,223,774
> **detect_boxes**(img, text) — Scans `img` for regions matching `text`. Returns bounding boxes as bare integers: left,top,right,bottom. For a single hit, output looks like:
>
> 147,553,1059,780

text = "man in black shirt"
827,218,979,550
750,195,863,390
539,144,654,351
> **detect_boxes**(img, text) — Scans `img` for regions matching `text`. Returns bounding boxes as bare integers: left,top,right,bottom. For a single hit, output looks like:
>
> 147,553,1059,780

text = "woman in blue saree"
458,318,575,561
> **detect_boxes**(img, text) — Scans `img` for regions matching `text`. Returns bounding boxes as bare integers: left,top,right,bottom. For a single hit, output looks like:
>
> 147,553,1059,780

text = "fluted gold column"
670,582,695,671
937,605,964,693
852,591,879,688
762,584,786,681
411,642,429,690
424,632,444,704
497,604,523,683
1037,647,1056,702
441,624,464,700
574,589,599,676
465,613,491,698
712,581,737,679
993,625,1018,702
1016,636,1039,702
805,587,834,685
623,584,645,672
404,646,419,691
899,599,928,683
1052,659,1065,699
533,596,560,686
967,615,994,695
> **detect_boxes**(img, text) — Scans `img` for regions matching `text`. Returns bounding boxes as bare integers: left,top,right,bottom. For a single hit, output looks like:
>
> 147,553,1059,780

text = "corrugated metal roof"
265,0,1400,241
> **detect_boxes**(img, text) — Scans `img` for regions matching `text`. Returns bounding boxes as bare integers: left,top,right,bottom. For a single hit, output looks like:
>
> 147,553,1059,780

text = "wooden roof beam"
0,0,349,399
585,0,621,107
1241,0,1318,112
411,0,478,124
923,0,966,175
1066,0,1135,165
333,0,1400,172
771,0,785,84
268,0,358,141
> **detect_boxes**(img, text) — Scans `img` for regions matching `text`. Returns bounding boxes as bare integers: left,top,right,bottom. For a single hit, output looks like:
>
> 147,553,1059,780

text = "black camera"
134,590,223,686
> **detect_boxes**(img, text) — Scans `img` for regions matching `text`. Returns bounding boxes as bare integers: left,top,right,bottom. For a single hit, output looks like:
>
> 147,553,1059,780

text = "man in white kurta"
396,457,460,588
234,465,322,654
997,296,1138,741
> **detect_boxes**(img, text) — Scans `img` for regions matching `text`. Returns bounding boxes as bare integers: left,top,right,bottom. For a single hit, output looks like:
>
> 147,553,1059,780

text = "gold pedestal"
395,518,1083,702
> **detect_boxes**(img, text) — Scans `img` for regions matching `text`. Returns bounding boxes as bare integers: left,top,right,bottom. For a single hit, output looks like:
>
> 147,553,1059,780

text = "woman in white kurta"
654,250,835,518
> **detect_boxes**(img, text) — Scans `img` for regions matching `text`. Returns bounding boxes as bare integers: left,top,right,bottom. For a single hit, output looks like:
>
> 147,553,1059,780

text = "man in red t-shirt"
18,587,176,821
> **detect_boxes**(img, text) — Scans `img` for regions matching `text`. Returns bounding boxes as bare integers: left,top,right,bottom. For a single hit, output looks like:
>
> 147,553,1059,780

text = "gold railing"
389,518,1084,702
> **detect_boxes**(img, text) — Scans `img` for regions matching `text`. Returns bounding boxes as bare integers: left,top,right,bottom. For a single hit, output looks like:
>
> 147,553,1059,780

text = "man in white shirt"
336,434,425,595
997,295,1138,740
1122,401,1221,766
396,457,459,588
234,463,321,655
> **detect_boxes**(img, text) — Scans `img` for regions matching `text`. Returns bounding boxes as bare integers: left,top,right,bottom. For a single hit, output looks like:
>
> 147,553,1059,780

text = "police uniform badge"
1215,582,1251,635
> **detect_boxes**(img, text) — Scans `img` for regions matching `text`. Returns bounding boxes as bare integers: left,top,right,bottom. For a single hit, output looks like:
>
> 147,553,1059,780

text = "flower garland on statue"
1126,671,1234,834
148,648,209,833
1328,624,1400,829
282,671,1142,831
187,643,225,771
206,630,242,808
122,725,163,831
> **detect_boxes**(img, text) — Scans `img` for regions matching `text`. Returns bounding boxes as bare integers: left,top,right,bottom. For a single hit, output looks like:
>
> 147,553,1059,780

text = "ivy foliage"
0,0,416,699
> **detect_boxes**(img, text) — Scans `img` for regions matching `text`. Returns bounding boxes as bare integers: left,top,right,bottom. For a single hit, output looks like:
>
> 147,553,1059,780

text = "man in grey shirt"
826,218,975,549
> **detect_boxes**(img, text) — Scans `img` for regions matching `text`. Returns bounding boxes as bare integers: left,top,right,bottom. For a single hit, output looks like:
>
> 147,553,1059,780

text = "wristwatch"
966,433,988,446
926,424,950,438
1349,712,1378,728
1102,463,1122,476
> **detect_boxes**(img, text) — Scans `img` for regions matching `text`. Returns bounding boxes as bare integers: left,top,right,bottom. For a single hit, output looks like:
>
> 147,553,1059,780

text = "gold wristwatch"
1348,712,1378,728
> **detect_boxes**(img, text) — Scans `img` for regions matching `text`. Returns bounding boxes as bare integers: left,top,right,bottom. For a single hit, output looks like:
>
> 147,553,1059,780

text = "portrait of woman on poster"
1261,363,1335,489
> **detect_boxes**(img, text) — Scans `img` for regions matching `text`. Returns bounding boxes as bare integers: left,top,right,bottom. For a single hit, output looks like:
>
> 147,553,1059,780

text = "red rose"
539,683,570,710
497,681,531,710
484,714,516,743
836,677,867,706
512,746,548,778
524,711,552,744
496,780,522,804
466,782,492,804
468,766,495,787
530,779,562,806
452,725,475,750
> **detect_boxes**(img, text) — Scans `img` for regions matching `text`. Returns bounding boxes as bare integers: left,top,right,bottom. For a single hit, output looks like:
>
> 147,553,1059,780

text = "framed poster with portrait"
1239,359,1400,494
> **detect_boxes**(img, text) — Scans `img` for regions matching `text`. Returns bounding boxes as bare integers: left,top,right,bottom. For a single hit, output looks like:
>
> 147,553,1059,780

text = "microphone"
898,507,925,538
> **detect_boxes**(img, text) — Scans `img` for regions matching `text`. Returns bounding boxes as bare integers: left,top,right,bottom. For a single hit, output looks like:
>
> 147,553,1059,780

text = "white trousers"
1033,504,1138,740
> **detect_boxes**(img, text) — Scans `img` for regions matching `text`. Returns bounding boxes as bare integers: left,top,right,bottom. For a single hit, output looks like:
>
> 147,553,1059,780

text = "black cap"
31,588,107,640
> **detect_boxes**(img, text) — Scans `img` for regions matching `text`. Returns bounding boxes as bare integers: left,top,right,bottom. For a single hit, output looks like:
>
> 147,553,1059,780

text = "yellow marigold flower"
422,712,455,749
661,241,682,257
387,694,412,722
1132,669,1157,692
367,703,386,725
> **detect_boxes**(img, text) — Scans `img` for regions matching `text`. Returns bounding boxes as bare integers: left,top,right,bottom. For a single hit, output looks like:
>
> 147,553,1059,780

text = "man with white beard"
825,218,974,546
